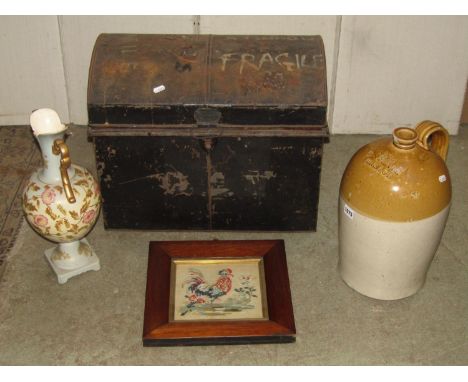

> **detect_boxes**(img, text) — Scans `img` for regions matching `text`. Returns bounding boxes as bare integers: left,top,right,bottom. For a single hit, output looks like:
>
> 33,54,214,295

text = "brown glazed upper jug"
338,121,451,300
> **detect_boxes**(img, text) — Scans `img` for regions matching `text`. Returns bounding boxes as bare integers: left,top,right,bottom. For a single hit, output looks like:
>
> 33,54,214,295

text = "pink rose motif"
41,189,56,205
34,215,48,227
82,209,96,224
189,295,197,302
196,297,205,304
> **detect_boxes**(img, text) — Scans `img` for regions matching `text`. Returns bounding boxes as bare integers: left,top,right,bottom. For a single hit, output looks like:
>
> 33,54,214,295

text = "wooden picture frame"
143,240,296,346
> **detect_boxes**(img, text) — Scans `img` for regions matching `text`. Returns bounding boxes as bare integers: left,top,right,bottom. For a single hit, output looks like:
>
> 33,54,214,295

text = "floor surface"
0,127,41,279
0,125,467,365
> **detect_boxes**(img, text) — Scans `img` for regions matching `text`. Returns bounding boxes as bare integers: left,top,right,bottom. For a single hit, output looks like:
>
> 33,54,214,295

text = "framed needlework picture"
143,240,296,346
171,258,268,321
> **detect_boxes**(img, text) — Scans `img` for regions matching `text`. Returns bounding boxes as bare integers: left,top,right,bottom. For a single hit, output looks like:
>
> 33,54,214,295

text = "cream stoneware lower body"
338,196,450,300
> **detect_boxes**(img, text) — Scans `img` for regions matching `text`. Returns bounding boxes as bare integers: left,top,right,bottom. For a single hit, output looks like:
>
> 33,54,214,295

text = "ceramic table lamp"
338,121,451,300
22,108,101,284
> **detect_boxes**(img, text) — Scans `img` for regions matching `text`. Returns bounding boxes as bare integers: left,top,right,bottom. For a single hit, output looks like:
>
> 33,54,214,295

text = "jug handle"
52,139,76,203
415,120,449,161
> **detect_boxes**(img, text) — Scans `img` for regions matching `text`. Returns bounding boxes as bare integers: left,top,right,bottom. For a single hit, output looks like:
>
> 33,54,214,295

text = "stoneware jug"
22,108,101,284
338,121,451,300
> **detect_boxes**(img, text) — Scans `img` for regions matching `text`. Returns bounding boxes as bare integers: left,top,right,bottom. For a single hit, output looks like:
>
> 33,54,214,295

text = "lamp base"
44,238,100,284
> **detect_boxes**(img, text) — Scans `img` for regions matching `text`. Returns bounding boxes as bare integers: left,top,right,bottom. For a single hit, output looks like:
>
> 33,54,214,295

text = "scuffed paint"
243,170,276,185
119,166,193,197
155,170,192,196
211,172,234,197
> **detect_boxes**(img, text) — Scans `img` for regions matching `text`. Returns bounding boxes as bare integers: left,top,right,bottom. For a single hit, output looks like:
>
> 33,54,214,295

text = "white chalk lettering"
258,53,274,70
295,54,300,69
275,53,295,71
219,51,324,73
220,53,239,72
240,53,258,74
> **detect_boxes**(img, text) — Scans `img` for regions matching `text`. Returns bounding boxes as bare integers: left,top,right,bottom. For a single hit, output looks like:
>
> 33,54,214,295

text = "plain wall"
333,16,468,134
1,15,467,134
0,16,69,124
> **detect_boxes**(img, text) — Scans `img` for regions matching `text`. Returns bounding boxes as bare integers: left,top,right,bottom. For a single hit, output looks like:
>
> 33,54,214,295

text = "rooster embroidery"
180,268,234,316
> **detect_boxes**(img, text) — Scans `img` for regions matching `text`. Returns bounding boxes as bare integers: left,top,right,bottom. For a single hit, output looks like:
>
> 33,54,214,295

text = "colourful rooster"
183,268,234,305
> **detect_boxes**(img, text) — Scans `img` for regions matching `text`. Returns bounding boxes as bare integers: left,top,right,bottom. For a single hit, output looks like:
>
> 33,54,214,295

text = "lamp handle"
52,139,76,203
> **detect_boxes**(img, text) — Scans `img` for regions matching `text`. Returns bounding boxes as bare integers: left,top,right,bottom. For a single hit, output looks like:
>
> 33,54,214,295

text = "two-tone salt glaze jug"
22,108,101,284
338,121,451,300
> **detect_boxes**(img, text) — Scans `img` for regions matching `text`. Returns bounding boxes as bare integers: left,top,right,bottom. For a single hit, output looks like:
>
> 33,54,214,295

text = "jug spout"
30,109,74,185
392,127,418,150
30,108,67,136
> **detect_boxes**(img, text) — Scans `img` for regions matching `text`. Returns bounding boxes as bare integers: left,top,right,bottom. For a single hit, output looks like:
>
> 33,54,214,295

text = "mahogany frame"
143,240,296,346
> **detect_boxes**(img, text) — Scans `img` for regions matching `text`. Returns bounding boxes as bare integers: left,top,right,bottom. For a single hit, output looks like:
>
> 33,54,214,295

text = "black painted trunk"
88,34,329,231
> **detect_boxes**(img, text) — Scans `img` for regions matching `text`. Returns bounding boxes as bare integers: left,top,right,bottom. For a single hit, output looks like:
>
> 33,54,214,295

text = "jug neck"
392,127,418,150
36,132,64,184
